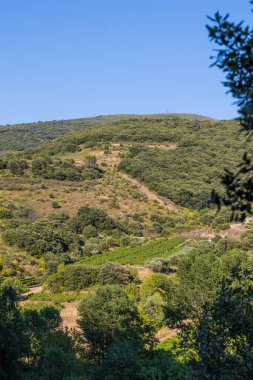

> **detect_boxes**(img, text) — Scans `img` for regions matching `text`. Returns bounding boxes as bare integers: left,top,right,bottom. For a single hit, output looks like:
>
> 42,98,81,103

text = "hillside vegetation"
1,114,253,379
20,116,252,210
0,113,211,152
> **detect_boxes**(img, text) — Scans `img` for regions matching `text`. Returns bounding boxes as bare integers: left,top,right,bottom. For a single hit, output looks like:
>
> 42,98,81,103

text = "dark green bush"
2,218,77,257
32,157,102,181
71,206,121,234
0,159,7,169
6,159,29,176
46,265,99,292
52,201,61,209
146,258,172,274
98,262,136,285
0,208,13,219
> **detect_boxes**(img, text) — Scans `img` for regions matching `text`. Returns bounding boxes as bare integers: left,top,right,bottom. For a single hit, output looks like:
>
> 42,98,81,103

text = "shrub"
98,262,136,285
46,265,99,292
83,225,98,239
2,218,77,257
146,258,172,274
78,285,149,362
7,159,29,176
71,206,121,233
52,201,61,209
0,209,13,219
167,246,193,265
63,143,81,153
32,156,101,181
0,159,7,170
1,278,28,295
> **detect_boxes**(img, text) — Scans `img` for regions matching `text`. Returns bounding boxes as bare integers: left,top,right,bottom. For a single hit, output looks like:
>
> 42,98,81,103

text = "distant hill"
3,112,243,211
0,113,214,152
24,115,249,210
0,112,250,305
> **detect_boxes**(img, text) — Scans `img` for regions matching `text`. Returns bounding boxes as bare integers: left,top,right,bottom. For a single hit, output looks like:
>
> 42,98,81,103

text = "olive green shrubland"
1,2,253,374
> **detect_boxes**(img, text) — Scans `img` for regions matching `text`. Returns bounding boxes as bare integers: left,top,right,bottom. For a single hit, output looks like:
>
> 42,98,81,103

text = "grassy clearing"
20,292,84,314
157,335,179,351
29,292,83,304
76,237,186,266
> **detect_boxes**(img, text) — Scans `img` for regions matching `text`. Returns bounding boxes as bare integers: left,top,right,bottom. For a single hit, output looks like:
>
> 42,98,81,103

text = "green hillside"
0,113,213,152
22,116,250,210
0,113,241,287
0,112,252,380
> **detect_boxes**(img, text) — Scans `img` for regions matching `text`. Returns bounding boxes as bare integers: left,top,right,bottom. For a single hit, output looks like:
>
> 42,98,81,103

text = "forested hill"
2,113,253,379
19,115,248,210
0,113,213,151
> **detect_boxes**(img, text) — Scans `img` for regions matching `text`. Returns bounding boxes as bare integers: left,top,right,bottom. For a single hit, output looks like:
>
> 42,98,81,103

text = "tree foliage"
178,258,253,379
78,285,153,363
207,2,253,220
0,286,28,380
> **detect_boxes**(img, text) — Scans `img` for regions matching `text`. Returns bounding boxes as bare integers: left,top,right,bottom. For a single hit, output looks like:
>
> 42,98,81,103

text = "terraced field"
77,237,186,266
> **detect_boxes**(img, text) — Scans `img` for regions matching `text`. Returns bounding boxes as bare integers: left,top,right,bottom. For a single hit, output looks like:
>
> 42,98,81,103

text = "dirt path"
120,173,181,212
111,142,177,151
20,285,80,330
107,144,181,212
146,143,177,150
220,218,252,238
76,148,253,237
176,229,216,239
135,266,153,280
156,319,192,342
60,301,79,329
22,285,43,297
177,217,253,240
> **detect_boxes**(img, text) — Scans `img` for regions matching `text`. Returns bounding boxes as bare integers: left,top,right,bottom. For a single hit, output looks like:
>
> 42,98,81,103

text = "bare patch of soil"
60,301,79,330
22,285,43,297
146,143,177,150
176,229,216,239
136,266,153,281
177,218,253,240
156,326,178,342
220,218,253,239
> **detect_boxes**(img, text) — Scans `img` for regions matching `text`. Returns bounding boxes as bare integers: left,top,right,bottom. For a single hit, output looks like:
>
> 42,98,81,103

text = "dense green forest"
118,120,251,209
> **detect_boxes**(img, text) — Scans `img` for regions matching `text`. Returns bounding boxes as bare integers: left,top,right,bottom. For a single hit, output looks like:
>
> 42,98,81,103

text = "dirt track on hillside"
22,285,43,297
177,217,253,240
109,144,180,212
120,173,181,213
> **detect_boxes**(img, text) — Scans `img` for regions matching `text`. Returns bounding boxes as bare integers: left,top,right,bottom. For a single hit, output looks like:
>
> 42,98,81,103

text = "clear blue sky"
0,0,251,124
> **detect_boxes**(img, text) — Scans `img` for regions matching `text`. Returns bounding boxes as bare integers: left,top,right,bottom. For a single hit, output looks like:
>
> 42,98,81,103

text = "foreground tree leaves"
178,260,253,379
212,152,253,221
207,5,253,132
0,286,28,380
78,285,155,364
207,1,253,220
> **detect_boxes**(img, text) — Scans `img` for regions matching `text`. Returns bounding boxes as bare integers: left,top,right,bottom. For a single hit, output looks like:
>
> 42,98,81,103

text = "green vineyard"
0,276,38,287
77,237,186,266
